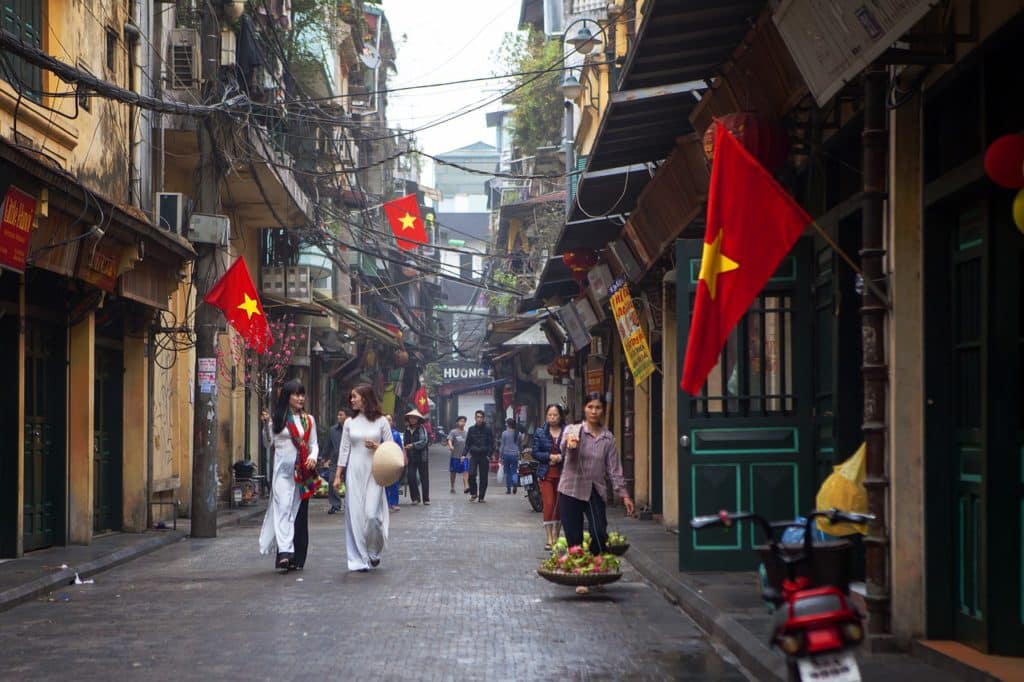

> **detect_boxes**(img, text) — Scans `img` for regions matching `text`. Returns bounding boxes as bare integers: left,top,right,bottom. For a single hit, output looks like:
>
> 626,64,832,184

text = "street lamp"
560,73,582,100
566,24,601,55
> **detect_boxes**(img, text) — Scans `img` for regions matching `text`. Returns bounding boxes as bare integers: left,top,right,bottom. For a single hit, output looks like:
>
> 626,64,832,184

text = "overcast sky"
383,0,522,172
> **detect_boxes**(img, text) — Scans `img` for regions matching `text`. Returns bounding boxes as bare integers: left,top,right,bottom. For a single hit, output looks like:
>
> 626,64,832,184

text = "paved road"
0,446,747,681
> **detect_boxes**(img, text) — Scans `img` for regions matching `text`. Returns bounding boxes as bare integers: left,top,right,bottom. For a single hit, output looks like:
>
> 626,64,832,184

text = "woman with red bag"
258,379,320,571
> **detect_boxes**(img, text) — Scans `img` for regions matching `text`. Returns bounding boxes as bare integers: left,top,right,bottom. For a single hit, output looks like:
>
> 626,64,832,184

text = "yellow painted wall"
122,333,148,531
0,0,135,201
633,373,651,509
68,312,95,544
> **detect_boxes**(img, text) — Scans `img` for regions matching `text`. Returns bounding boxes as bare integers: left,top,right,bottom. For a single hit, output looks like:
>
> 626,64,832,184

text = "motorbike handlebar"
808,508,876,526
690,510,774,541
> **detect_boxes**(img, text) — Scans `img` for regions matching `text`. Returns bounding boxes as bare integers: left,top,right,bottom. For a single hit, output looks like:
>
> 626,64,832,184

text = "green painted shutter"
2,0,42,102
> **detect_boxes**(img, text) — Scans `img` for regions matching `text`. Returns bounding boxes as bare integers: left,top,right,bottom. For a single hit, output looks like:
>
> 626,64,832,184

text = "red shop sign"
0,186,37,273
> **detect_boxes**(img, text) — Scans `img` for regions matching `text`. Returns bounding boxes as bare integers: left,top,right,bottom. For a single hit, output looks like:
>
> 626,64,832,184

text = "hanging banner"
608,277,655,384
0,186,37,274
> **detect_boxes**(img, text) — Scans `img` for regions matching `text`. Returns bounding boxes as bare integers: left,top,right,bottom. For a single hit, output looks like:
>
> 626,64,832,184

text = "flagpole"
808,220,891,310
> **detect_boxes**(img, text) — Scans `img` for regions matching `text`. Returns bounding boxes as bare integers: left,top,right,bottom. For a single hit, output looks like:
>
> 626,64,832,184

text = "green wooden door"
93,346,122,534
23,319,65,552
676,238,814,571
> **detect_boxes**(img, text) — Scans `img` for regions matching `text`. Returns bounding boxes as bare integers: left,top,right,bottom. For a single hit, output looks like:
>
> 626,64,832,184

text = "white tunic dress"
340,414,393,570
258,414,318,556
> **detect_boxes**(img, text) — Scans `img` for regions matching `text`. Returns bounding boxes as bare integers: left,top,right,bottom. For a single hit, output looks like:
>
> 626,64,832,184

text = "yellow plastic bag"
815,443,868,535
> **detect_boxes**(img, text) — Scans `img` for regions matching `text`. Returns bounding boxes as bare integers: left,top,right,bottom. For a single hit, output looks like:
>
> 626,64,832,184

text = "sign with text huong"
0,186,37,273
608,277,655,385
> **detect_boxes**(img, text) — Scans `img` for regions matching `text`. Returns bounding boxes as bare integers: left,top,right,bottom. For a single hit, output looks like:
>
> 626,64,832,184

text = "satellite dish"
360,46,381,69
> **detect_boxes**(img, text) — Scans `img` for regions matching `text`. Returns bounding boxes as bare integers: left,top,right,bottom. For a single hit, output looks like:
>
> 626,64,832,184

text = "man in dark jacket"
325,409,347,513
465,410,493,502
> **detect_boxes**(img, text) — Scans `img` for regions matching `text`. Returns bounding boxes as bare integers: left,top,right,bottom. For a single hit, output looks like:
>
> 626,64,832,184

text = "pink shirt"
557,424,628,503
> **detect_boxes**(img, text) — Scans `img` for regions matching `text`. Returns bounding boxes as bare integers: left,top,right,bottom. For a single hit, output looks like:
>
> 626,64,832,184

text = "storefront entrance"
675,238,815,570
23,315,67,552
93,344,123,534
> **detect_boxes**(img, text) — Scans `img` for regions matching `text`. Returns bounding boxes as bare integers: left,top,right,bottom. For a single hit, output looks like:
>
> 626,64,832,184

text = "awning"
313,292,401,348
448,378,509,397
529,256,579,305
502,320,549,347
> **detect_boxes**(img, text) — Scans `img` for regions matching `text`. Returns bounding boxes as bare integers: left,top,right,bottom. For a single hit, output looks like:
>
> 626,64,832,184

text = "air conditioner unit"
188,213,229,246
168,28,200,90
156,192,184,233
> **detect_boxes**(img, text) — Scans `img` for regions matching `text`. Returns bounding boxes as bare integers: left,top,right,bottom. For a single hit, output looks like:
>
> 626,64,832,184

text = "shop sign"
608,277,655,384
586,368,604,395
441,364,493,383
76,239,122,292
0,186,37,273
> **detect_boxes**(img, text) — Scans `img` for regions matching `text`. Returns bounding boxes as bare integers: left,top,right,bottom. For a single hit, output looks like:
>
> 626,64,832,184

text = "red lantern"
562,249,598,287
983,134,1024,189
555,355,573,373
394,349,409,367
703,112,791,173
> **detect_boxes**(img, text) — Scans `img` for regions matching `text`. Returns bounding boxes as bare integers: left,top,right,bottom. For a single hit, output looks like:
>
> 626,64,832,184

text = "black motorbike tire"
527,486,543,512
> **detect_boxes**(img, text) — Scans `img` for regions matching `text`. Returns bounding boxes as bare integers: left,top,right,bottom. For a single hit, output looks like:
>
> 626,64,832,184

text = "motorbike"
516,458,543,512
690,508,874,682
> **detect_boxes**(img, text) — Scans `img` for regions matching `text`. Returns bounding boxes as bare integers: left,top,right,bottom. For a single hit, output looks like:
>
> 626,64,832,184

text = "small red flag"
413,386,430,415
383,194,428,251
680,122,811,395
204,257,273,353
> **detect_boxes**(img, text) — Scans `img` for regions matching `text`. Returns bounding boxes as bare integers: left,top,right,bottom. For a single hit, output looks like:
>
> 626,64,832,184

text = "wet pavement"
0,445,747,681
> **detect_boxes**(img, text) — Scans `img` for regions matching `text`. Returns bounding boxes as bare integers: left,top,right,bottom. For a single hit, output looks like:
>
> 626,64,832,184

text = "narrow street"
0,446,747,681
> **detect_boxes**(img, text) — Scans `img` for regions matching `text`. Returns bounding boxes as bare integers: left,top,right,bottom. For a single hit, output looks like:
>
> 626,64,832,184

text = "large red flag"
413,386,430,415
204,257,273,353
383,194,428,251
680,122,811,395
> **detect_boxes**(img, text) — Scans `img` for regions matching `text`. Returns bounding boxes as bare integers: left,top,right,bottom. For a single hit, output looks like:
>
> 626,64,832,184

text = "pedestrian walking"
333,383,394,573
447,416,468,494
325,408,348,514
384,415,404,512
258,380,319,571
403,409,430,505
465,410,492,502
559,392,635,594
533,404,565,550
499,419,522,495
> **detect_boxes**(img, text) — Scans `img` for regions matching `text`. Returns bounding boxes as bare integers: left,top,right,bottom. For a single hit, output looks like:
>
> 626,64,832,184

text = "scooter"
690,508,874,682
517,458,543,512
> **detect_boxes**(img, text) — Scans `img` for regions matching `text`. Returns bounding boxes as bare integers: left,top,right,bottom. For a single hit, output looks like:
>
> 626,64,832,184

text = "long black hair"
272,379,305,434
351,383,382,421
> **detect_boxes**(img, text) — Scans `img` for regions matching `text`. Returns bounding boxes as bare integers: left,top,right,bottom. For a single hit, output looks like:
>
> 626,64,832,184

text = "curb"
625,540,787,682
0,505,267,614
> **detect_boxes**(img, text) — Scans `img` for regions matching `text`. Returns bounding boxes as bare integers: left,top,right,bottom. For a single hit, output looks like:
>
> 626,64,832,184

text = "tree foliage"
496,30,563,157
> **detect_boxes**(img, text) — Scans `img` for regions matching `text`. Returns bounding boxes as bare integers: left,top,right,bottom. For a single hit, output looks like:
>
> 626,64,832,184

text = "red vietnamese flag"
204,257,273,353
383,194,428,251
413,386,430,415
680,122,811,395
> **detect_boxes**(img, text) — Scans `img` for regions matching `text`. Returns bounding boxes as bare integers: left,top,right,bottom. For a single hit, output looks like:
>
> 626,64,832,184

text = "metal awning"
312,292,401,348
502,320,549,347
529,256,579,306
619,0,763,92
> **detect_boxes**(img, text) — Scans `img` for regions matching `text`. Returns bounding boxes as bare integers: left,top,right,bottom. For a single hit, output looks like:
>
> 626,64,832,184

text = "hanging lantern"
983,134,1024,189
554,355,574,374
394,349,409,367
703,112,791,173
562,249,598,288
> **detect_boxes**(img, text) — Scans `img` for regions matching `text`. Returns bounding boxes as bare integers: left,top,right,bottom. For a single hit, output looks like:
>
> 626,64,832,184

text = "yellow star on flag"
398,212,417,230
698,229,739,300
237,292,262,320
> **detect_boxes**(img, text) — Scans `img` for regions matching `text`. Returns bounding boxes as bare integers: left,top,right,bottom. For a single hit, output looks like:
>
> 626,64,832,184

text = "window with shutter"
2,0,42,103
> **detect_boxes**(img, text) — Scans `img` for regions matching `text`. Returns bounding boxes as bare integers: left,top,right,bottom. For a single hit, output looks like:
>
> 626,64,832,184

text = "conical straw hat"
372,440,405,487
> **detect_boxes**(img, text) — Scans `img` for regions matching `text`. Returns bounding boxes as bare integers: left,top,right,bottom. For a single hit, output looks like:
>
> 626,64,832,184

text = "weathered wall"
122,333,148,531
660,273,679,529
68,313,95,543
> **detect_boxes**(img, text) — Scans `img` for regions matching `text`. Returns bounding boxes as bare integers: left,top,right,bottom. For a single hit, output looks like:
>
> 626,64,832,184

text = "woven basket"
536,568,623,587
606,543,629,556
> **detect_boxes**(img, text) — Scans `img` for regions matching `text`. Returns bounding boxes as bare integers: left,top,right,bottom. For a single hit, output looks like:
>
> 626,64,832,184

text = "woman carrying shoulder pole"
559,392,635,594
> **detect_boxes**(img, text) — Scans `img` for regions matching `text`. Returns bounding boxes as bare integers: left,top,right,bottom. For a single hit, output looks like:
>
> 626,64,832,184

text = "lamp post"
559,18,606,215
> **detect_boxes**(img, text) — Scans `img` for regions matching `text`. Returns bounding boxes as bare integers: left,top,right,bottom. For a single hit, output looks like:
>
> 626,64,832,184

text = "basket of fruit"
537,545,622,587
606,531,629,555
